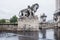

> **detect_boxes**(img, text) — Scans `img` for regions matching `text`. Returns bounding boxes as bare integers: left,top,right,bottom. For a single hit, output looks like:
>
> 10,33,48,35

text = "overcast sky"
0,0,56,20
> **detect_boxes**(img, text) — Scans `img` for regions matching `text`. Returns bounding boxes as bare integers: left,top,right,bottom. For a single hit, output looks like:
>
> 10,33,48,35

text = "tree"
10,15,18,23
0,19,6,23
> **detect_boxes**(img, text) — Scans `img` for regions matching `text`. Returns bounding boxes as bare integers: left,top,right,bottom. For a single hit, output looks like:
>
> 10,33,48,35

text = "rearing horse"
19,3,39,17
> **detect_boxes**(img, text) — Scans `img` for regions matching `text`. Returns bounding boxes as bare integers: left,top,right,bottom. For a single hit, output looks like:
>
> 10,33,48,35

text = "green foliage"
10,15,18,23
0,19,6,23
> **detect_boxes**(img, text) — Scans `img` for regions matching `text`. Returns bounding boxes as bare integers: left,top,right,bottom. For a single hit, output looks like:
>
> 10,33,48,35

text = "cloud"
0,0,56,20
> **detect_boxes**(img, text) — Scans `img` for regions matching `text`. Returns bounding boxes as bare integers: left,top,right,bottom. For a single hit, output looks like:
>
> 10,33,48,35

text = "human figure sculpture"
19,3,39,18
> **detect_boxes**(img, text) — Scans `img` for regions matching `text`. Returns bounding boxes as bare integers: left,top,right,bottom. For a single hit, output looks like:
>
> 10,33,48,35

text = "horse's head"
31,3,39,12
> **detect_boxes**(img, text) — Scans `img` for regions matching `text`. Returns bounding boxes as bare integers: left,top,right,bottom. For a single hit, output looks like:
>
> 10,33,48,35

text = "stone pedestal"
17,16,39,31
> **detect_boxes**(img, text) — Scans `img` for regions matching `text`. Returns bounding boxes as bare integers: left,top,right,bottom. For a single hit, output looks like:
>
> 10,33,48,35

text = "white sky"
0,0,56,20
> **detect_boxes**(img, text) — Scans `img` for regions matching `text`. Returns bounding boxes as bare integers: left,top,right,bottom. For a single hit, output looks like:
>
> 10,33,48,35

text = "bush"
10,15,18,23
0,19,6,23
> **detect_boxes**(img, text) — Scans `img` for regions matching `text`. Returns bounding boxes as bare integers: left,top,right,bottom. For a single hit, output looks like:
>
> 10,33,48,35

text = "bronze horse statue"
19,3,39,17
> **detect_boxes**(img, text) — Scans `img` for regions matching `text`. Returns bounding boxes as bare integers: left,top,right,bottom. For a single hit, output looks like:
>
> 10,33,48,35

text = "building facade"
56,0,60,10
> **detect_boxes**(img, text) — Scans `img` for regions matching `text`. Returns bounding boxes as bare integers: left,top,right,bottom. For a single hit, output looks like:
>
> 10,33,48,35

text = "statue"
19,3,39,18
18,3,39,31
